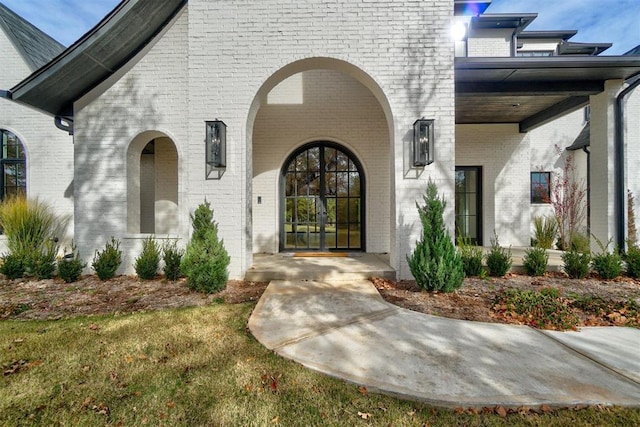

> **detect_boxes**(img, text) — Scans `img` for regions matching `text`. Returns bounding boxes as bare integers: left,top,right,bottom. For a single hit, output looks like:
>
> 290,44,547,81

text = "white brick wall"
0,26,74,253
72,1,456,279
456,124,530,246
467,28,512,57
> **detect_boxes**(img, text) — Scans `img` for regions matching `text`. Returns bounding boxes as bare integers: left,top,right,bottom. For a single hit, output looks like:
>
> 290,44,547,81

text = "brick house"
1,0,639,279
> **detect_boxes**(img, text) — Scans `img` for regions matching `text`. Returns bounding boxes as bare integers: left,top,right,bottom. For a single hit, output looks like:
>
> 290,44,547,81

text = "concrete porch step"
245,253,396,282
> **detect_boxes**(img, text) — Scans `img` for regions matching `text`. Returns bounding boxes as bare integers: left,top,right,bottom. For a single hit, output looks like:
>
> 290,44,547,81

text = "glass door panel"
282,142,364,251
455,167,482,245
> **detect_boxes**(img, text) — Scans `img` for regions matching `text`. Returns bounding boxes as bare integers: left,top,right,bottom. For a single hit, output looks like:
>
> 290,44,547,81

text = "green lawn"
2,303,639,426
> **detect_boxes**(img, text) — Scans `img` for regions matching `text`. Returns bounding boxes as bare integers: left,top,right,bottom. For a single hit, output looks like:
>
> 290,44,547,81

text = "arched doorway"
281,141,365,251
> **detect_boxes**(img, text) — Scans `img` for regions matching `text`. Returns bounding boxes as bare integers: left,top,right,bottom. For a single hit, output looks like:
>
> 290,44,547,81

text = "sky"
2,0,639,55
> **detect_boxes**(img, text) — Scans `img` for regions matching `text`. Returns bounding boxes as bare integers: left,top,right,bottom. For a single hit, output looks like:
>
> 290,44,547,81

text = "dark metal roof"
558,41,612,56
7,0,186,118
456,56,640,132
566,123,590,151
624,45,640,56
518,30,578,41
0,2,65,71
470,13,537,33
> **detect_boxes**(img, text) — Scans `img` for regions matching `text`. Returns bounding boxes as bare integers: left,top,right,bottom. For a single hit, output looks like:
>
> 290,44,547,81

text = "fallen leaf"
89,324,99,331
167,401,175,409
13,338,24,343
407,410,416,416
495,406,507,417
357,386,367,395
357,411,371,420
540,404,552,413
271,416,279,424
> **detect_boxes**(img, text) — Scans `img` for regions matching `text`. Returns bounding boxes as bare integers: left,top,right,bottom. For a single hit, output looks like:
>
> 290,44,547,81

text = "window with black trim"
531,172,551,204
1,129,26,200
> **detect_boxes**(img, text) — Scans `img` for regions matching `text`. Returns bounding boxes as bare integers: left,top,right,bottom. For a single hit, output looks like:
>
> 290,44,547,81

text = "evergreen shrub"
134,237,160,280
457,236,484,277
163,240,184,281
485,233,512,277
58,243,86,283
181,201,230,293
562,249,590,279
591,238,622,280
92,237,122,280
406,181,464,292
522,246,548,277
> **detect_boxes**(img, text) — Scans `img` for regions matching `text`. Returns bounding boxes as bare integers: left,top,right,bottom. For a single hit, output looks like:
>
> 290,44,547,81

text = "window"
1,129,26,200
531,172,551,204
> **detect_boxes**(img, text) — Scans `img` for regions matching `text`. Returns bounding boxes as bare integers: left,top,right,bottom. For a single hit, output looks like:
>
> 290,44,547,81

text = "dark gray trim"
519,30,578,40
615,77,640,250
455,166,483,246
0,90,10,99
470,13,537,33
558,41,611,56
9,0,186,117
456,81,603,96
519,96,589,133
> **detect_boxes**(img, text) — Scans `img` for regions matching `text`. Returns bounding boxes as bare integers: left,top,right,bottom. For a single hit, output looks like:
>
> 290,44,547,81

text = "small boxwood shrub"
25,243,57,280
485,233,512,277
163,240,184,281
58,243,86,283
0,253,24,279
134,237,160,280
92,237,122,281
457,236,484,277
562,249,590,279
181,201,230,293
522,246,548,277
624,244,640,279
591,238,622,280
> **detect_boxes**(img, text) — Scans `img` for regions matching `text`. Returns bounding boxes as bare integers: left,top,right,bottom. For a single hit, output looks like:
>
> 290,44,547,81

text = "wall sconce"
413,118,434,166
206,120,226,179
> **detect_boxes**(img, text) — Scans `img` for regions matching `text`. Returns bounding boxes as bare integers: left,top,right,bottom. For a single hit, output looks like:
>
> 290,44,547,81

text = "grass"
2,303,640,426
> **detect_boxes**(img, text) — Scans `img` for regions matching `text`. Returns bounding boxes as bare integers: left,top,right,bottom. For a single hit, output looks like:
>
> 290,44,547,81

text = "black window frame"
0,129,27,200
530,171,551,204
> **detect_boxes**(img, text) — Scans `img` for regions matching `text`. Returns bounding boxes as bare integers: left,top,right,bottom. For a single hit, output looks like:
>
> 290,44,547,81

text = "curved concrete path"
248,279,640,408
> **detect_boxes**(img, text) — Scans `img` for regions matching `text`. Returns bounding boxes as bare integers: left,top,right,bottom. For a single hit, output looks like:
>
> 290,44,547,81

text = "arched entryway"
281,141,365,252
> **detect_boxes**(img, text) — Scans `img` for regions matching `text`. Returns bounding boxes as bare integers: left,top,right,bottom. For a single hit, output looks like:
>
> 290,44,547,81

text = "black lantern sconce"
412,118,434,167
206,120,226,179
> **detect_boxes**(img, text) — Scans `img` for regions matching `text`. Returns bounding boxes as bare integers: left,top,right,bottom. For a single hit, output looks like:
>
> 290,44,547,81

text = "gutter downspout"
583,146,590,236
615,76,640,250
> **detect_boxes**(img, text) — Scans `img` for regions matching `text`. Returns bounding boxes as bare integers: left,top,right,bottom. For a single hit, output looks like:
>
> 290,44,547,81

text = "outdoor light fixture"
206,120,226,168
413,118,434,166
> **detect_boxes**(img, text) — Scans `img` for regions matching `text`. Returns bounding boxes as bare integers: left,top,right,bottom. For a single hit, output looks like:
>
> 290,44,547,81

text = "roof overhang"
7,0,186,118
455,56,640,132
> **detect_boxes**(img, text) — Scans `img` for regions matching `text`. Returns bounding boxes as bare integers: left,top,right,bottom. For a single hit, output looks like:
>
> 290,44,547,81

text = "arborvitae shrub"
562,249,590,279
457,236,484,277
181,201,230,293
58,243,86,283
134,237,160,280
163,240,184,281
406,181,464,292
92,237,122,281
485,233,512,277
522,246,549,277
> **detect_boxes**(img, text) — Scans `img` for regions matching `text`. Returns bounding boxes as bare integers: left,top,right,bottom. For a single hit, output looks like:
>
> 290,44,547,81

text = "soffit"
455,57,640,132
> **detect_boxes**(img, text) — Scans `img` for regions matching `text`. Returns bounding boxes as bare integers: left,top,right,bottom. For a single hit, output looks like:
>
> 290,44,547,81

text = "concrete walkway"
248,279,640,408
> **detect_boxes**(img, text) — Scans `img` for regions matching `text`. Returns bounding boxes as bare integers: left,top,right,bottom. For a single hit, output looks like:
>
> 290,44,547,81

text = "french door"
281,142,364,251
